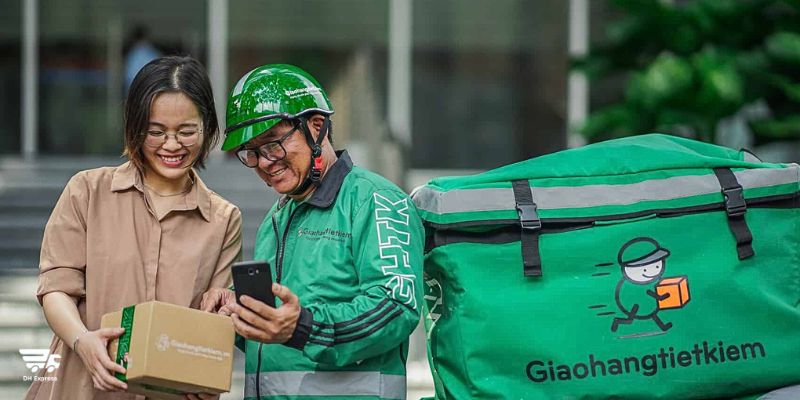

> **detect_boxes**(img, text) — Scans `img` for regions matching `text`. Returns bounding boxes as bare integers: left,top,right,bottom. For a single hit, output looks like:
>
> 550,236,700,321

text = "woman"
25,56,242,400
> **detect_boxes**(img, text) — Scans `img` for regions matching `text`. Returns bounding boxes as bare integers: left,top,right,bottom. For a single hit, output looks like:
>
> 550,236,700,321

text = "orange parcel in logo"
656,276,690,309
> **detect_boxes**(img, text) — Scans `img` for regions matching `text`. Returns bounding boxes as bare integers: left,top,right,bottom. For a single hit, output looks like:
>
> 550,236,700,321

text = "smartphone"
231,260,276,308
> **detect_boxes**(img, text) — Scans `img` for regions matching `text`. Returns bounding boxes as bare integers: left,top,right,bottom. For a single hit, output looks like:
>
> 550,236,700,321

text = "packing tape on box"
114,305,135,382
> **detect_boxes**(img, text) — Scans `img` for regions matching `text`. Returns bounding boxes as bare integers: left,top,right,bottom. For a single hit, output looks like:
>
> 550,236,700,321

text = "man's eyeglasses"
144,130,202,148
235,123,300,168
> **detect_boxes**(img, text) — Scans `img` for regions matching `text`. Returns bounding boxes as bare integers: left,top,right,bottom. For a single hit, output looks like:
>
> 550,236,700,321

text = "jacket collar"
302,150,353,208
111,161,211,221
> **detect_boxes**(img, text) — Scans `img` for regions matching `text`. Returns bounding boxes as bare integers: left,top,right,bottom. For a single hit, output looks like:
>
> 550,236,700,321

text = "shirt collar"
188,174,212,221
110,161,143,192
299,150,353,208
111,161,212,221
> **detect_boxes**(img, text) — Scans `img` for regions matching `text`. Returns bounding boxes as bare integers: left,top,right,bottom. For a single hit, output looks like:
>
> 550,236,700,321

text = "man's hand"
74,328,128,392
201,288,235,314
228,283,301,344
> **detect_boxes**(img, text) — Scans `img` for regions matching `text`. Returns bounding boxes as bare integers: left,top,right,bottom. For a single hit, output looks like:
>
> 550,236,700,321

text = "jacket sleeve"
286,188,424,366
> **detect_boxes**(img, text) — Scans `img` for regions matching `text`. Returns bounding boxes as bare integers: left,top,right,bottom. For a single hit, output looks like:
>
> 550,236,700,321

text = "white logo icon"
19,349,61,373
156,334,170,352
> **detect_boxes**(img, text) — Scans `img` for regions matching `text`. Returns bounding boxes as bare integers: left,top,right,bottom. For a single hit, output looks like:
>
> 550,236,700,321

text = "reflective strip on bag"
413,166,799,216
244,371,406,399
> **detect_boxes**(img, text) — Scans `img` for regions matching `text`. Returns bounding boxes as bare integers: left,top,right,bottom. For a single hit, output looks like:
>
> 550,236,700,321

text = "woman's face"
141,92,204,187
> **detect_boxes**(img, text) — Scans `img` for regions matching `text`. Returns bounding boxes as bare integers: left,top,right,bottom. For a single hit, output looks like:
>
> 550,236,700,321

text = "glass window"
37,0,207,155
412,0,569,169
0,0,21,154
228,0,390,153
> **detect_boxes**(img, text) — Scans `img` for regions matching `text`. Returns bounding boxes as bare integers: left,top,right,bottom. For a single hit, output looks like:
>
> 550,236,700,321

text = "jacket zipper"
274,205,302,282
255,204,302,399
272,214,281,281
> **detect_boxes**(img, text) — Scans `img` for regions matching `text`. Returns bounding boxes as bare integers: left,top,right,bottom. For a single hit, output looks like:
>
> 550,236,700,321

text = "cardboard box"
656,276,690,310
101,301,235,399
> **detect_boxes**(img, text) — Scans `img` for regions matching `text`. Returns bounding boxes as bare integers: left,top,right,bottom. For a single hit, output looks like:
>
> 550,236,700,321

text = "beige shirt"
25,161,242,400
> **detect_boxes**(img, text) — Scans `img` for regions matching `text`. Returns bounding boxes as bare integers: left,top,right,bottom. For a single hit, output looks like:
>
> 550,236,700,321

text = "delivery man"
200,64,424,400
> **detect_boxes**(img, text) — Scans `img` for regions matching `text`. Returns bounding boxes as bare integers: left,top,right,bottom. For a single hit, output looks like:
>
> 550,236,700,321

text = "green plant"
575,0,800,144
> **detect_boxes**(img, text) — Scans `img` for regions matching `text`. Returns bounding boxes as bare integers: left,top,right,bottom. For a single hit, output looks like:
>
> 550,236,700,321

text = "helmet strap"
289,116,331,197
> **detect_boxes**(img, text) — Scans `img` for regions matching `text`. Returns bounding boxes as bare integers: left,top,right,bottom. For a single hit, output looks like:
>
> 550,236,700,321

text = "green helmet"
222,64,334,151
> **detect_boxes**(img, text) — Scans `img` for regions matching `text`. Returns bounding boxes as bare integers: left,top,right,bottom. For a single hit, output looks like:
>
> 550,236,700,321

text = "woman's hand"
73,327,128,392
201,287,236,314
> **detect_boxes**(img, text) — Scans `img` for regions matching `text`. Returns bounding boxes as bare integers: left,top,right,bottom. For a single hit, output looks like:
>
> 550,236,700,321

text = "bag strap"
713,168,755,260
512,180,543,277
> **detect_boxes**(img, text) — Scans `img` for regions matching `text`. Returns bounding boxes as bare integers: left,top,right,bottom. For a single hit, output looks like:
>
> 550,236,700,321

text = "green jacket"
243,151,424,400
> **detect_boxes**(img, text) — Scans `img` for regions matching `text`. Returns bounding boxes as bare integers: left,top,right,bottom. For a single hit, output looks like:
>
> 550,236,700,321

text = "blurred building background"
2,0,796,398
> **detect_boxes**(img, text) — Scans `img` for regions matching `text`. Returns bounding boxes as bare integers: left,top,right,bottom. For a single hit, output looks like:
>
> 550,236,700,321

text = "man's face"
246,117,320,195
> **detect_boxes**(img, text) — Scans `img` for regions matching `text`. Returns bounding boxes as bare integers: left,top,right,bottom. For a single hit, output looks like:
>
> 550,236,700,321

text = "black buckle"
722,186,747,217
516,204,541,230
310,168,322,182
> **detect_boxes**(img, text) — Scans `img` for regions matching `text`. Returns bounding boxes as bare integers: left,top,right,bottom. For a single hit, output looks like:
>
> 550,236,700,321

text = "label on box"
115,305,135,382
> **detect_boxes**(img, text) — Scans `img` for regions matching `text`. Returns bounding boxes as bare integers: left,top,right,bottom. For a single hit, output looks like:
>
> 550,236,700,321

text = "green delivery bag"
411,134,800,399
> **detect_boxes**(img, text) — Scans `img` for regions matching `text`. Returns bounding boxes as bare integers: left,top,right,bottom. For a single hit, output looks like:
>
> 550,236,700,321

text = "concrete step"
0,327,53,354
0,276,59,373
0,176,73,191
0,261,38,274
0,320,50,331
0,264,36,274
0,292,37,303
0,184,63,195
0,382,30,399
0,228,44,244
0,250,39,271
0,206,53,220
0,214,49,227
0,349,41,380
0,274,38,296
0,238,42,251
0,300,44,326
0,194,58,211
0,155,120,172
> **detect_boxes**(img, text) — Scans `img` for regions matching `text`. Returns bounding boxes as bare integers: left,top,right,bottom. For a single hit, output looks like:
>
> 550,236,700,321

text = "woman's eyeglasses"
144,130,202,147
